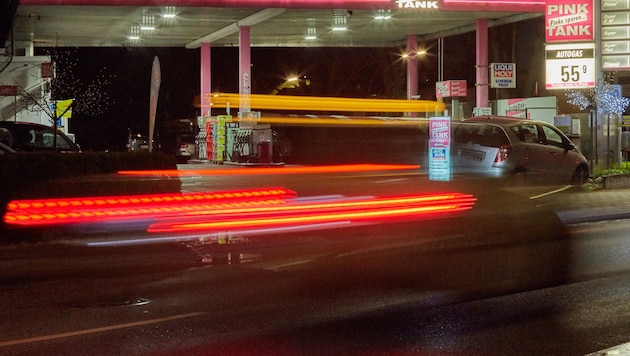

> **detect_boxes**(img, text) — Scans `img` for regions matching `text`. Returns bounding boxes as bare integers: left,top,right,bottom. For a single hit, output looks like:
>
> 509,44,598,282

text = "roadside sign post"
436,80,467,120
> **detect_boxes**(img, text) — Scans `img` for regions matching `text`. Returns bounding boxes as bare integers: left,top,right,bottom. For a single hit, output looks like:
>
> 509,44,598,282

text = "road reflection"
2,165,574,303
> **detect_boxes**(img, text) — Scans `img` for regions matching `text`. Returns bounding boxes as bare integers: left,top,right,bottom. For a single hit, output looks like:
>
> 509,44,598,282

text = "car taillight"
495,144,511,163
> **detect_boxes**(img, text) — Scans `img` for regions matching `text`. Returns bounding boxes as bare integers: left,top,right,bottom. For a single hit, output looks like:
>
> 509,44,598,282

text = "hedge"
0,151,181,233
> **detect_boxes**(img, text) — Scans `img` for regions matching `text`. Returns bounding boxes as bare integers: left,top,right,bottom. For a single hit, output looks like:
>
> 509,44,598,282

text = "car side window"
513,124,539,144
17,128,36,148
0,128,15,148
540,124,565,148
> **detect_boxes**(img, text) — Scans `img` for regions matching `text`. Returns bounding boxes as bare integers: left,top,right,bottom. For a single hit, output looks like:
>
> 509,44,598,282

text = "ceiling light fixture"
140,15,155,31
304,21,317,40
374,10,392,20
127,26,141,41
161,6,177,19
331,9,351,31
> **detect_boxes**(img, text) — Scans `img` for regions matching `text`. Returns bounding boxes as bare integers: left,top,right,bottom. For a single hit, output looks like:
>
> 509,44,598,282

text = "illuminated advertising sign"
436,80,467,98
545,42,595,89
396,0,438,9
440,0,543,12
428,117,451,181
545,0,594,42
601,3,630,71
490,63,516,89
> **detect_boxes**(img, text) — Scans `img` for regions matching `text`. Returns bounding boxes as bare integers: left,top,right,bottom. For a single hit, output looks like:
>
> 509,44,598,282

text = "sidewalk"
533,187,630,225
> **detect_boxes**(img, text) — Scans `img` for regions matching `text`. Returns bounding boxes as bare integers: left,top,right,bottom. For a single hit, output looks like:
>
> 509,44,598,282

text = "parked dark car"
0,141,16,154
452,116,589,185
126,127,160,153
0,121,80,153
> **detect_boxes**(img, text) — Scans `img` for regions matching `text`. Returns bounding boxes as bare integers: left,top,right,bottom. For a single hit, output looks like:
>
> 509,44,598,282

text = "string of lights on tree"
564,73,630,118
47,48,115,117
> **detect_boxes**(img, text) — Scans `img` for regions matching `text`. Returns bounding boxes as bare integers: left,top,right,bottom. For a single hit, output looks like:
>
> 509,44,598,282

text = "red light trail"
4,186,476,239
117,164,420,177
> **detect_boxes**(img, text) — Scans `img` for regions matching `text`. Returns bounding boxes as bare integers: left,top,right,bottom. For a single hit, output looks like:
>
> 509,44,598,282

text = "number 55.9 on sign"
545,43,595,90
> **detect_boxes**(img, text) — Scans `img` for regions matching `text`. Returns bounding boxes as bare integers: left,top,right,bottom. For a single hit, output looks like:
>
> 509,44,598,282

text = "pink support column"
239,26,251,113
200,42,211,117
475,19,489,109
406,35,418,101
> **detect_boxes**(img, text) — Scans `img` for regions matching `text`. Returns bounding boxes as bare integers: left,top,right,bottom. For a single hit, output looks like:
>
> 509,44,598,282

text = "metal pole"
594,0,603,170
591,109,597,173
608,113,611,169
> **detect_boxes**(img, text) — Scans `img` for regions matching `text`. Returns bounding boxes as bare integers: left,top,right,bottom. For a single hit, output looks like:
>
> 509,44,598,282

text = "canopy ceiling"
11,1,543,48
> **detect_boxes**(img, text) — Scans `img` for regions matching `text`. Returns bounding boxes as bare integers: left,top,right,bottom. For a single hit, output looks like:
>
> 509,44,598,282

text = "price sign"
545,42,595,89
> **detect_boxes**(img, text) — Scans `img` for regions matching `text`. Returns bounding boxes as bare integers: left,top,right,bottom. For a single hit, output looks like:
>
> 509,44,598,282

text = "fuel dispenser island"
198,111,281,166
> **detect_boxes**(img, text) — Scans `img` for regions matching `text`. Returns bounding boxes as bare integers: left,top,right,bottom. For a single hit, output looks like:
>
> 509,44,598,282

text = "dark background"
33,17,547,152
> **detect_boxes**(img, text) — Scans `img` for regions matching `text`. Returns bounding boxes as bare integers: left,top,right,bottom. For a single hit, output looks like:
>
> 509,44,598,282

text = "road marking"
0,312,207,347
264,258,318,271
585,341,630,355
529,185,573,200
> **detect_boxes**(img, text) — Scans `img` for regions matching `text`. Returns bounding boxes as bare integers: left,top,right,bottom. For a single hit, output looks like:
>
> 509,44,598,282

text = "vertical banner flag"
149,56,161,153
55,99,73,119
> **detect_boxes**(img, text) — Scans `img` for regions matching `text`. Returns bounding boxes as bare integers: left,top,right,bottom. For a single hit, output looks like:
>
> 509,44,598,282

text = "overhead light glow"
161,6,177,18
305,22,317,40
140,14,156,31
374,10,392,20
331,9,350,31
127,25,142,41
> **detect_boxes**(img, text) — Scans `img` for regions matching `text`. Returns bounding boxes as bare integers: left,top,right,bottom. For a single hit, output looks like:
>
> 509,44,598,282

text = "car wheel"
571,165,589,185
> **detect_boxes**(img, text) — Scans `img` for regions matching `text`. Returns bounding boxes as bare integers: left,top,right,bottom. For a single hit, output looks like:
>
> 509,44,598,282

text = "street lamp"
270,76,308,95
401,49,427,59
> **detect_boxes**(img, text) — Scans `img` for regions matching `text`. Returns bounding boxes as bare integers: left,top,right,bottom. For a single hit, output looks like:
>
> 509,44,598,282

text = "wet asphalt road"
2,164,630,354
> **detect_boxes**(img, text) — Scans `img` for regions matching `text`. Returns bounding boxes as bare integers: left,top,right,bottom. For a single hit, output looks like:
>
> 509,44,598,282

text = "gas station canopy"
13,0,543,49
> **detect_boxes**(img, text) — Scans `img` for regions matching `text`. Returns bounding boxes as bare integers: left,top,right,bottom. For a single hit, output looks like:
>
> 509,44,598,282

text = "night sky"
34,16,545,152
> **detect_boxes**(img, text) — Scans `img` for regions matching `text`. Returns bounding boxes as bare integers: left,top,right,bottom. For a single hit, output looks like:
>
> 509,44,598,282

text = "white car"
452,116,590,185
